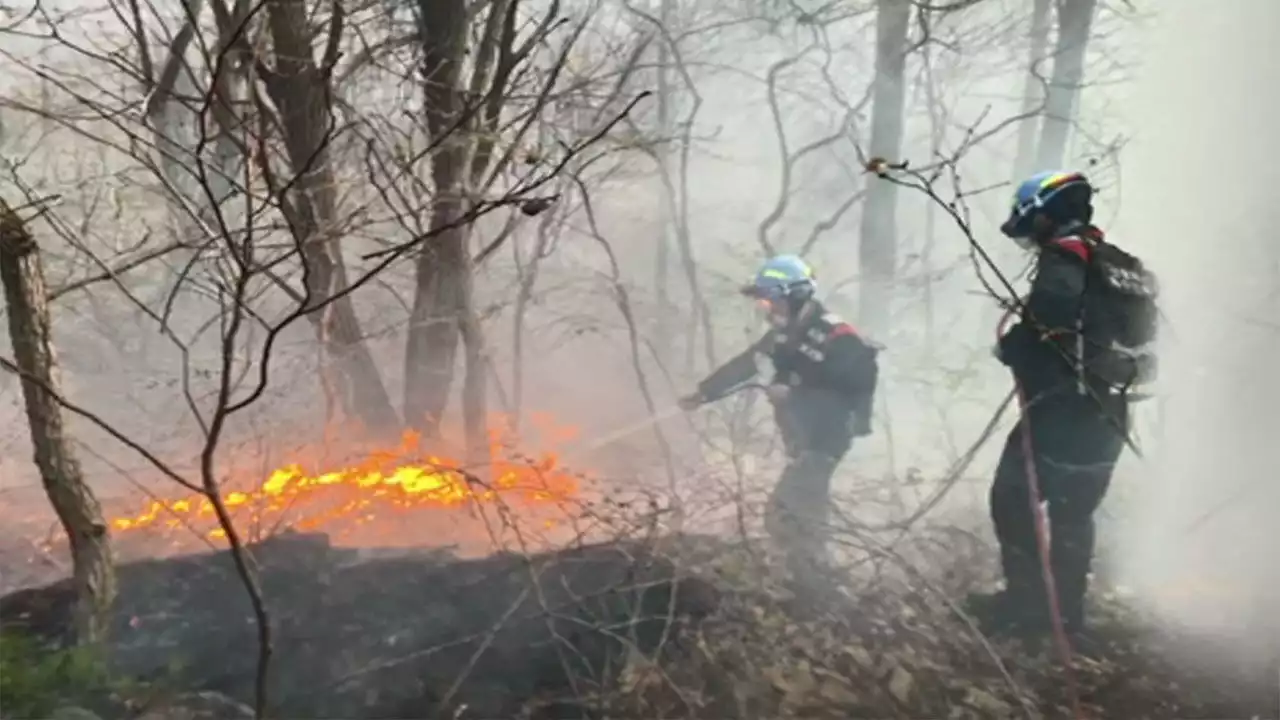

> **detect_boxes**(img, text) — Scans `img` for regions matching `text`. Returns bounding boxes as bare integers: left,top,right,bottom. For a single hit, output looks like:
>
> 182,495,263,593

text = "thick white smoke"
1114,0,1280,654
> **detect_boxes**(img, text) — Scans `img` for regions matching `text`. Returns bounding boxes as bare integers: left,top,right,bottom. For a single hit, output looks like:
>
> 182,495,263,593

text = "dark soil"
1,531,719,719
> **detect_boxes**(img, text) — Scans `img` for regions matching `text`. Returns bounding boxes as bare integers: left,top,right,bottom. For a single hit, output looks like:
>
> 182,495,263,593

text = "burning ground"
107,419,587,550
0,427,1276,719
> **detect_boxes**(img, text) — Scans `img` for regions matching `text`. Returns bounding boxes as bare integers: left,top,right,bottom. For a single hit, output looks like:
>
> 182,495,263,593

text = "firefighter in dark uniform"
969,171,1159,645
678,255,880,587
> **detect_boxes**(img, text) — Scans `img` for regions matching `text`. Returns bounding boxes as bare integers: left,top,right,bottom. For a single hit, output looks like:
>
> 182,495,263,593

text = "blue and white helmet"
740,254,817,305
1000,170,1093,240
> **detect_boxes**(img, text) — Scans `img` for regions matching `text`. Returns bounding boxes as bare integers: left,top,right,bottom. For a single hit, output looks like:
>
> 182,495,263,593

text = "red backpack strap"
1048,234,1092,263
828,322,858,340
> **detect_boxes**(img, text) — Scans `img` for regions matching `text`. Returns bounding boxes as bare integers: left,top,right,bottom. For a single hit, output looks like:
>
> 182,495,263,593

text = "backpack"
1079,238,1160,394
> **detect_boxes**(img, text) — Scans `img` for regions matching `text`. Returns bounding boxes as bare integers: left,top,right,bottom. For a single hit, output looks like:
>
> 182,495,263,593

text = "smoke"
1113,0,1280,655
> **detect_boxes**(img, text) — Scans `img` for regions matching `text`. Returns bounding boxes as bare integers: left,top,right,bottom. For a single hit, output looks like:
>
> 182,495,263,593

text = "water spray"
570,382,768,455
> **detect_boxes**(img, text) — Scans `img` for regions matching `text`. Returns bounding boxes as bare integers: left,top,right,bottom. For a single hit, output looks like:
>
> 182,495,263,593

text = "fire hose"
573,382,771,456
997,308,1085,720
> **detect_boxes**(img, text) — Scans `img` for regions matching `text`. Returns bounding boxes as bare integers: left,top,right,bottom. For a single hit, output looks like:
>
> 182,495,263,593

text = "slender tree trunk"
142,0,243,321
642,0,716,375
1,198,116,645
1036,0,1097,170
262,0,400,434
511,206,555,433
920,10,944,353
466,0,516,191
458,296,486,461
404,190,468,437
403,0,471,439
1013,0,1053,180
652,2,675,367
458,0,520,457
857,0,910,340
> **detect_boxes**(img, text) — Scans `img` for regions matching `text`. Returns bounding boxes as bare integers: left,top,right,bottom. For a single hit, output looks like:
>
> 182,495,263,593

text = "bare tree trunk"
262,0,400,434
141,0,244,321
1013,0,1053,180
458,300,486,461
403,0,471,439
511,207,555,431
466,0,516,191
652,0,674,367
643,0,714,374
857,0,910,340
1035,0,1097,170
0,199,115,645
458,0,519,458
920,10,944,353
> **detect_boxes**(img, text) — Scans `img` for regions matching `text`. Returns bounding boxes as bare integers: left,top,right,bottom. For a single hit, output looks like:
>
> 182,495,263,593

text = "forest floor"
1,500,1275,720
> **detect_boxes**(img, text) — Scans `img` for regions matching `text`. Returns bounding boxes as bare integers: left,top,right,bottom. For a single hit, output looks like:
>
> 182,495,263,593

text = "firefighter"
968,170,1158,646
677,254,880,588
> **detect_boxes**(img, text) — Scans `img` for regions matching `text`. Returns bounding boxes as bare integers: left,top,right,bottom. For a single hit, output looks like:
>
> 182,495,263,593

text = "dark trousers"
766,390,854,586
990,390,1126,632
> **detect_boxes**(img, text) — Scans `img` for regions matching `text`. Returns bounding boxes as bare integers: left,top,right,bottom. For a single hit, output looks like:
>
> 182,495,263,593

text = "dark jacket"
998,228,1097,398
998,225,1132,422
696,301,879,454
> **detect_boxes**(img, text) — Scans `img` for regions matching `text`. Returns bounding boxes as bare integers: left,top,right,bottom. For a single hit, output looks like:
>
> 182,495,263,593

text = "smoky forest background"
1,0,1278,718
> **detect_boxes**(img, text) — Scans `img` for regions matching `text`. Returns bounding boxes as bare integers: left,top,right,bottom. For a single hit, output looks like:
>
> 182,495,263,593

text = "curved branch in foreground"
754,50,805,257
0,356,202,494
198,190,273,719
866,159,1140,459
361,91,652,261
570,172,681,528
622,0,716,370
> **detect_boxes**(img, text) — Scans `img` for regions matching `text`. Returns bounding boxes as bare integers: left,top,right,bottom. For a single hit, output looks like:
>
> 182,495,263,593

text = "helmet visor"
1001,203,1036,239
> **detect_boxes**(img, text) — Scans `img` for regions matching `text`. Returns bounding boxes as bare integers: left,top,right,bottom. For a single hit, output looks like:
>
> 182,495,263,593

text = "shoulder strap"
1046,234,1095,263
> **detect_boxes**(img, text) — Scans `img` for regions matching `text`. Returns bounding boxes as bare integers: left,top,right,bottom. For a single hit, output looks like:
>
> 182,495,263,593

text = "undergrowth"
0,630,109,718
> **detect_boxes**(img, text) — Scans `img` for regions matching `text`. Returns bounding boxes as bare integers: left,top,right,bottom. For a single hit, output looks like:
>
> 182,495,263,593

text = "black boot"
1050,514,1098,640
964,590,1013,635
1065,626,1107,659
985,539,1053,639
964,586,1049,639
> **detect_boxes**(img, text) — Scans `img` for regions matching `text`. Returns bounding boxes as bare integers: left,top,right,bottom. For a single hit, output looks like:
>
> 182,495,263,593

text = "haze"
1113,0,1280,656
0,0,1275,684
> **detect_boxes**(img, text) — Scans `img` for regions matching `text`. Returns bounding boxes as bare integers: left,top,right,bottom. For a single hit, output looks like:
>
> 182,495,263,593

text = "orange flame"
110,418,582,542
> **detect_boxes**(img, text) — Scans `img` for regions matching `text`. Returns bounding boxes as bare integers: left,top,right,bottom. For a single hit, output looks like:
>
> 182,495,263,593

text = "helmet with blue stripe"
1000,170,1093,240
740,254,816,304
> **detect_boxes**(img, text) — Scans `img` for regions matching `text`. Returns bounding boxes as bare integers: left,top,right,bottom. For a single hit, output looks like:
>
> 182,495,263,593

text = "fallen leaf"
814,668,860,705
842,645,875,670
964,687,1012,714
888,665,913,704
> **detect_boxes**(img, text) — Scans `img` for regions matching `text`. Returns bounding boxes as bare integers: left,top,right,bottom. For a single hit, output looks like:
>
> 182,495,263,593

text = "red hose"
997,307,1085,720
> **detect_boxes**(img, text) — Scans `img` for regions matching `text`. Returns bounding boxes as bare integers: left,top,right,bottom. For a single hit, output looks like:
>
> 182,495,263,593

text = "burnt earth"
0,531,720,719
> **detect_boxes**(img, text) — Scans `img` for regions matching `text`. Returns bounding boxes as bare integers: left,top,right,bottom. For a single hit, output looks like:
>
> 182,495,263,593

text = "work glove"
677,391,705,411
